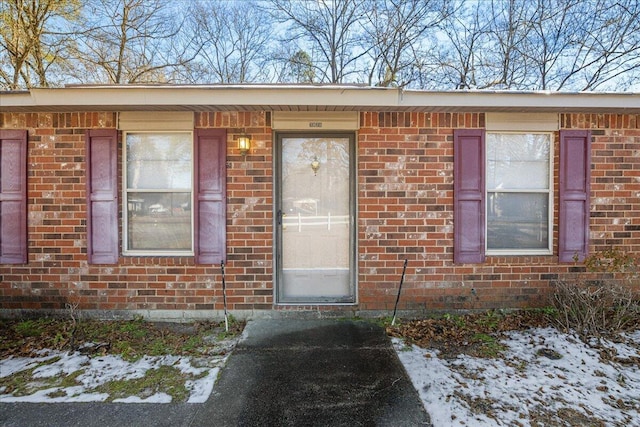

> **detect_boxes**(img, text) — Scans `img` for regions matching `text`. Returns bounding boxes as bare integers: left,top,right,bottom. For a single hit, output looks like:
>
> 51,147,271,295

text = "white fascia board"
400,90,640,112
1,86,639,113
0,91,33,108
24,86,399,109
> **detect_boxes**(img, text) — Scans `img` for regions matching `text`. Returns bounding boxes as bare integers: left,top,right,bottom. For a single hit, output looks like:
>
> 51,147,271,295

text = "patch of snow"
0,351,229,404
394,327,640,426
0,354,58,378
113,393,173,403
2,387,110,403
187,367,220,403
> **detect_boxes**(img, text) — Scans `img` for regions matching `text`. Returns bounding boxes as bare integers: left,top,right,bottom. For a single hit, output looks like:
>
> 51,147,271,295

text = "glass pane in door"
279,136,352,302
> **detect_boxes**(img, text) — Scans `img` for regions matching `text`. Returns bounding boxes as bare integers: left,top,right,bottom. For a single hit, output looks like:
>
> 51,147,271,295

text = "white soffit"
118,111,194,131
272,111,359,130
485,112,559,131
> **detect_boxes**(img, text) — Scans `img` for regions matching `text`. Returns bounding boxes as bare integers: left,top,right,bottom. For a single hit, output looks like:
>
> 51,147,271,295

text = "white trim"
2,86,639,113
485,249,553,256
272,111,359,130
486,112,558,131
124,249,195,257
119,111,194,131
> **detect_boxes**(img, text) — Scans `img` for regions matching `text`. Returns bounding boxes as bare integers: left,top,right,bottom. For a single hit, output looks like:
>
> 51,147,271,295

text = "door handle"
277,210,283,225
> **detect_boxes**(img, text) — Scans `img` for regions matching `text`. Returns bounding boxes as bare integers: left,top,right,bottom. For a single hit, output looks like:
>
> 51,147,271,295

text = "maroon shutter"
195,129,227,264
0,130,28,264
559,130,591,263
86,129,118,264
454,129,485,264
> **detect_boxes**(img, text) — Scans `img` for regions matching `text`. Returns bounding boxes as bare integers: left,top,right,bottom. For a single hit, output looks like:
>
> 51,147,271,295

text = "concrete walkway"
0,319,431,427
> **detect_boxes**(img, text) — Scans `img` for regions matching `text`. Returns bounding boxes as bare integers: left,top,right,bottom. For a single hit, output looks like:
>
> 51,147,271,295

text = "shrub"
552,280,638,338
553,249,640,339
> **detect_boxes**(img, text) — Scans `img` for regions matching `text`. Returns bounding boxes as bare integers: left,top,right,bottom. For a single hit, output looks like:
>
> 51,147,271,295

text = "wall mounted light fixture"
237,134,251,156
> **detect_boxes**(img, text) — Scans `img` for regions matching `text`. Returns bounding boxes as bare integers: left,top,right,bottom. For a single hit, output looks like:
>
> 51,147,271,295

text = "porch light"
237,134,251,156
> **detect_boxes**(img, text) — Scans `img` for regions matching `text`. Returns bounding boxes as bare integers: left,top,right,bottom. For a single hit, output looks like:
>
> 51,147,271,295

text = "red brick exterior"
1,110,639,316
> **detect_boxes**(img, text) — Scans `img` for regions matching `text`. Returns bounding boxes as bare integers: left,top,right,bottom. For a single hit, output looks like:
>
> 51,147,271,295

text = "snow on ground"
0,351,226,403
394,328,640,427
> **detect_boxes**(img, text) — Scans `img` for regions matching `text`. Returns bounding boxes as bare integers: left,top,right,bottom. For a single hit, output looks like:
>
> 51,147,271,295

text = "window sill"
122,251,194,257
486,250,553,257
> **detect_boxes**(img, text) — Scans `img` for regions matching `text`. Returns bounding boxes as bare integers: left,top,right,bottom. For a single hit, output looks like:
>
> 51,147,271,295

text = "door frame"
273,131,357,304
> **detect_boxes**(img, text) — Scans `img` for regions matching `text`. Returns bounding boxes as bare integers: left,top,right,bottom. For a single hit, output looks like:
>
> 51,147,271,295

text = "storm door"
275,133,355,303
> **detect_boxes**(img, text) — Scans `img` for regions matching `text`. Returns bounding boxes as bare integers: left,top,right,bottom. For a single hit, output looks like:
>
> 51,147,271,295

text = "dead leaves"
388,310,551,359
0,318,244,359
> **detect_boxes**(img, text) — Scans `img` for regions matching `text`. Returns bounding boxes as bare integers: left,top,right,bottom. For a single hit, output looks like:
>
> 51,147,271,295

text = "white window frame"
485,131,554,256
122,131,195,256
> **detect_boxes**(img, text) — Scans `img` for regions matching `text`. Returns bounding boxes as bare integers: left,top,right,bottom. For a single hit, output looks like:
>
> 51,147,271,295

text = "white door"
276,133,355,303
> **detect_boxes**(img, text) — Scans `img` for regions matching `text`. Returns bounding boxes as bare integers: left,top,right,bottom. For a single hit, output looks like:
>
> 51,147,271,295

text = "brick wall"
196,112,274,311
1,110,639,317
0,111,274,314
562,114,640,252
357,112,640,312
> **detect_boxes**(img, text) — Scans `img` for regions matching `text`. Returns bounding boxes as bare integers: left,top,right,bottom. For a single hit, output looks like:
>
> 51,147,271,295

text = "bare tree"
185,0,273,84
522,0,640,91
428,1,491,89
362,0,453,88
266,0,368,84
68,0,197,84
0,0,80,89
433,0,640,91
483,0,532,89
428,0,532,90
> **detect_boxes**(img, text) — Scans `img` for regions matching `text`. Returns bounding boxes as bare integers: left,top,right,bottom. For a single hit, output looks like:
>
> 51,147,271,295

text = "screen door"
276,133,355,303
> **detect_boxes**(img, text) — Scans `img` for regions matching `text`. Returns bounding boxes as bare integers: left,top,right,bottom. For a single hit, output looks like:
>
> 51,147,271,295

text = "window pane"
487,192,548,250
126,133,192,190
487,134,550,190
127,192,191,251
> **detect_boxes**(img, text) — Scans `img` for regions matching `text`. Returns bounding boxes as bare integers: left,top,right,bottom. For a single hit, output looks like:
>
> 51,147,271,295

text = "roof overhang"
1,85,639,113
